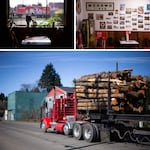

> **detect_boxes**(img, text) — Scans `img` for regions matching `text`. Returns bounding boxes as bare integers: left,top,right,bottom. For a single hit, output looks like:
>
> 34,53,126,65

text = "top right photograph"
76,0,150,49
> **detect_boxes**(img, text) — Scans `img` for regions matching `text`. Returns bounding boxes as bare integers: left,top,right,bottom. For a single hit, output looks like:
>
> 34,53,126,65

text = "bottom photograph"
0,51,150,150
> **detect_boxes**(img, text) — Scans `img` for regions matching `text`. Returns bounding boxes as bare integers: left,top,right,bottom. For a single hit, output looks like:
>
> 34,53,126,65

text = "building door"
8,110,14,120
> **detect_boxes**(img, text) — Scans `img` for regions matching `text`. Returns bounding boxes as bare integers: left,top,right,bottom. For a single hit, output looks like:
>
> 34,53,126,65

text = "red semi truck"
40,69,150,144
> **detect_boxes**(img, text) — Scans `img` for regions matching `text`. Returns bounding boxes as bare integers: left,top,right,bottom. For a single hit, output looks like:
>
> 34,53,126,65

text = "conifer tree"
38,63,62,92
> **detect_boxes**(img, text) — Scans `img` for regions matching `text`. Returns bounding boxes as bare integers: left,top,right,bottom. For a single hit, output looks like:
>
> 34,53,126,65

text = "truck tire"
73,123,83,140
83,123,97,142
92,123,100,141
41,121,48,133
64,123,72,135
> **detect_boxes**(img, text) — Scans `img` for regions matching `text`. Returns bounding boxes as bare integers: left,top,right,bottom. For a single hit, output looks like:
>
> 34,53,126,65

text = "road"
0,121,149,150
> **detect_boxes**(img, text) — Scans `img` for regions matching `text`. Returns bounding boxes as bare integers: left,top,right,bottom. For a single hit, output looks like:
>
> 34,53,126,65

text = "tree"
146,76,150,111
20,84,31,92
0,93,7,118
38,63,62,92
20,81,41,93
31,87,40,93
37,9,64,28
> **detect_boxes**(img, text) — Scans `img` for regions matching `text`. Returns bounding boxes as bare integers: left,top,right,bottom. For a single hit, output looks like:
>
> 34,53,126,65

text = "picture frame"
147,4,150,10
86,2,114,11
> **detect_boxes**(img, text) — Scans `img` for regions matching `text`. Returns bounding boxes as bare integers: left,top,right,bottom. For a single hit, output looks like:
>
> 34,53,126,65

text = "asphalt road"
0,121,149,150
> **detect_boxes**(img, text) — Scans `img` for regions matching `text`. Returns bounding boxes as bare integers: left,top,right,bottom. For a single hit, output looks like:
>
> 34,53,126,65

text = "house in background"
7,91,47,121
44,86,74,115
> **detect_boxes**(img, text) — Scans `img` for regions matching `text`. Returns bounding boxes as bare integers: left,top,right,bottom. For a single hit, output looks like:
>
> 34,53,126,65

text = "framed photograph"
86,2,114,11
120,4,125,11
100,22,106,29
96,14,104,20
108,12,113,16
88,13,94,20
113,20,118,24
145,16,150,20
138,6,144,14
107,25,112,29
126,8,131,14
147,4,150,10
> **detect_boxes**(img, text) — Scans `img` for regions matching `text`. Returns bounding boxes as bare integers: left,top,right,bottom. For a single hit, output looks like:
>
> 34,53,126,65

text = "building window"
9,0,64,28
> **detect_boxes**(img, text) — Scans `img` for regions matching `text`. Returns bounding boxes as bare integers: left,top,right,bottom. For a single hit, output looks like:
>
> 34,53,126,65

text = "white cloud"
0,64,26,69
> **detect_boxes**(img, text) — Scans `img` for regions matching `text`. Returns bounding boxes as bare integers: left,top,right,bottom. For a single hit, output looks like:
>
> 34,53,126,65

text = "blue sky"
0,51,150,96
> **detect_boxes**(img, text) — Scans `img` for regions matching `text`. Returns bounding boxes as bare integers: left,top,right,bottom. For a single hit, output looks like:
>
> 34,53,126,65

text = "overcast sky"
10,0,64,7
0,51,150,96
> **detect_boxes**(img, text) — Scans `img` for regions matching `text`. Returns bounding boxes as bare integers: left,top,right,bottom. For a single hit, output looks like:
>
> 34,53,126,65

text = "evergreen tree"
38,63,62,92
0,93,7,118
146,76,150,111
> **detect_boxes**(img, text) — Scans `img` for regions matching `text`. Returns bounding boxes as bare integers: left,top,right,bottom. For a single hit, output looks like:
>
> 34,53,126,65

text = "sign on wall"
86,2,114,11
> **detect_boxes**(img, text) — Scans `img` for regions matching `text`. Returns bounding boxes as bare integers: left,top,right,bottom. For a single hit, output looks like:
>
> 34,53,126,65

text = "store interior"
76,0,150,49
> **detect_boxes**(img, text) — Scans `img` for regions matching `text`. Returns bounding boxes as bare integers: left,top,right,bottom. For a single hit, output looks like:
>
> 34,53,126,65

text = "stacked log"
74,69,148,113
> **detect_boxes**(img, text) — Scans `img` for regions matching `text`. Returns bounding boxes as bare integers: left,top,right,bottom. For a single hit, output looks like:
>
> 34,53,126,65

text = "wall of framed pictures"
80,0,150,31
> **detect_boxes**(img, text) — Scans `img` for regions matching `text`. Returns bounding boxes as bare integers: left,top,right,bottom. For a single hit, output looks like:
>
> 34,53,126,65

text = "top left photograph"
0,0,74,49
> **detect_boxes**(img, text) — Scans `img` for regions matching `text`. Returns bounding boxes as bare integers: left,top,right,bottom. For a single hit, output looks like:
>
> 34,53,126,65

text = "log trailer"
40,69,150,144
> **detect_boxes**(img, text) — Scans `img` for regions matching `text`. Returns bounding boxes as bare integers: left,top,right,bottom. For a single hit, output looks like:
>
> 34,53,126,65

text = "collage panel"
0,0,74,49
76,0,150,49
0,51,150,149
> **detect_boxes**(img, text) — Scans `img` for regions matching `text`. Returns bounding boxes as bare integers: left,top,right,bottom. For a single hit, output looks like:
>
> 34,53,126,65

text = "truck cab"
40,86,76,134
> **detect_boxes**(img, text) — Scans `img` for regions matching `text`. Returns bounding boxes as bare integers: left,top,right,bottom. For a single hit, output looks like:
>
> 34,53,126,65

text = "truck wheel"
73,123,83,140
41,121,48,133
64,123,72,135
92,123,99,141
83,123,97,142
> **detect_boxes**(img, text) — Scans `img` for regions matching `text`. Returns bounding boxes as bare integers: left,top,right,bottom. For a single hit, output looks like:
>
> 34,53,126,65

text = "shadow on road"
64,142,114,150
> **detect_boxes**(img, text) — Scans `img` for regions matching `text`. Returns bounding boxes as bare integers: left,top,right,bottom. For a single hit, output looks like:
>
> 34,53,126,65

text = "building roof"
46,86,74,98
60,87,74,94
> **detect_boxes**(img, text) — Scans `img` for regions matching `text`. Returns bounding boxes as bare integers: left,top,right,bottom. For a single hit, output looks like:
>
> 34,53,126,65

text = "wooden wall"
105,31,150,49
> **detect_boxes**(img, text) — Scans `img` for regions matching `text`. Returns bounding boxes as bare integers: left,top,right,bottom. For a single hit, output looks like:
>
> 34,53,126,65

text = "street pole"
107,71,112,115
46,0,48,19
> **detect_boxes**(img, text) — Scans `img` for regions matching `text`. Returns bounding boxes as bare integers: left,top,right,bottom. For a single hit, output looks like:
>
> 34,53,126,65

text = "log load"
74,69,148,113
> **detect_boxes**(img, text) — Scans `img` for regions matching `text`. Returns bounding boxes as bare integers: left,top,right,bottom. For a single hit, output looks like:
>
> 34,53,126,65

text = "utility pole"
107,71,112,115
116,62,118,72
46,0,48,19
